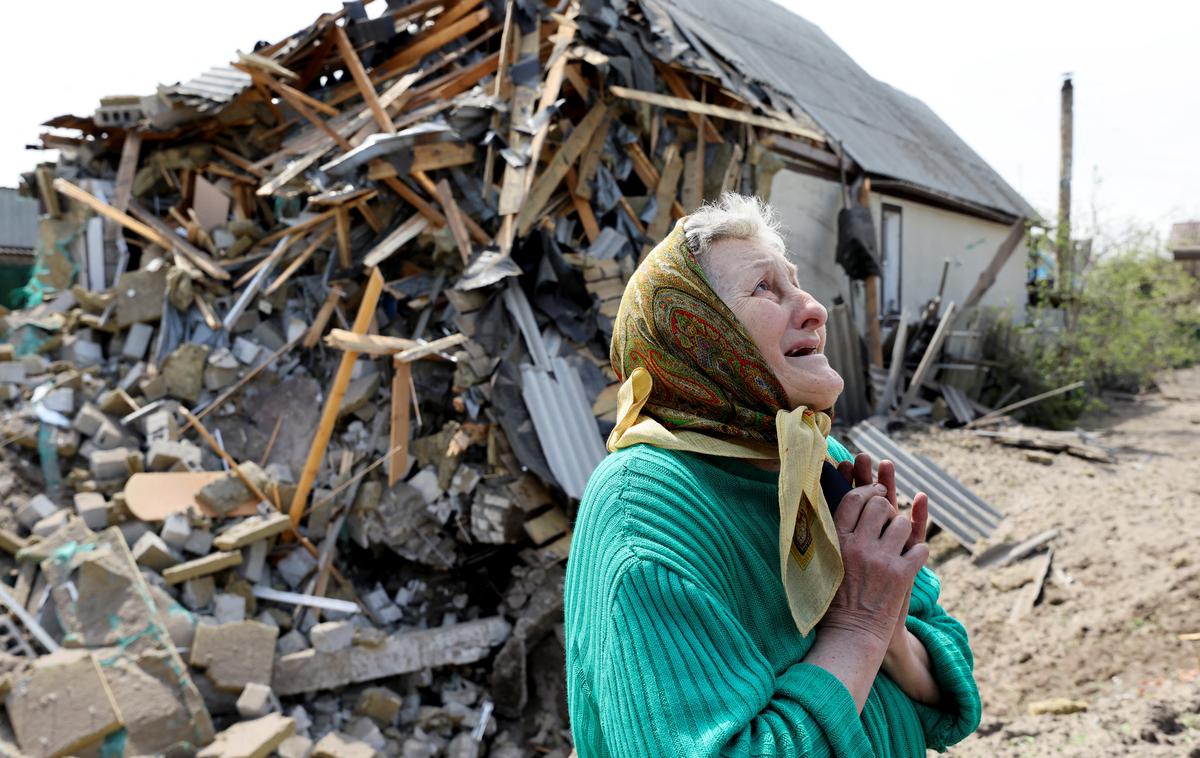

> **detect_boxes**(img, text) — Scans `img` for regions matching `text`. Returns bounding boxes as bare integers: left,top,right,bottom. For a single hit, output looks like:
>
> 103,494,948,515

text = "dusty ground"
892,366,1200,756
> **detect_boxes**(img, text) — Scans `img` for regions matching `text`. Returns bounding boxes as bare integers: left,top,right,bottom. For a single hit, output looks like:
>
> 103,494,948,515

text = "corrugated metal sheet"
847,421,1003,552
641,0,1036,220
160,66,252,111
504,282,605,499
0,189,38,252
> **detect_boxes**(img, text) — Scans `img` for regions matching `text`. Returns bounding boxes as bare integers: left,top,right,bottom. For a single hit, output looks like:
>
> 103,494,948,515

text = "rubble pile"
0,0,835,755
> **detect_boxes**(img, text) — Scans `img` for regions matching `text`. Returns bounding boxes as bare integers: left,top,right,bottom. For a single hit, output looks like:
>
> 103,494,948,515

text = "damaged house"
638,0,1036,322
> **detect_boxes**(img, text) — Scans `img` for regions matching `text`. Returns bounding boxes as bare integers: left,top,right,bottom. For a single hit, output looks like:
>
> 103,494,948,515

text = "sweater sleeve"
902,567,982,751
596,558,873,758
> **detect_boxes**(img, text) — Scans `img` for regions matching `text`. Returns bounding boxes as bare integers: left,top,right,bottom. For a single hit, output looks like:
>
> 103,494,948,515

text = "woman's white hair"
683,193,786,296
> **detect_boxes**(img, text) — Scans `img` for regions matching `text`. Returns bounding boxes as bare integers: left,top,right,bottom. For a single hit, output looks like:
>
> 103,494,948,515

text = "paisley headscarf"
607,218,842,635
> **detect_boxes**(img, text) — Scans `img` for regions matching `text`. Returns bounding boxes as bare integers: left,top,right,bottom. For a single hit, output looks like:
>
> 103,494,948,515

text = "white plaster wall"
768,169,1029,321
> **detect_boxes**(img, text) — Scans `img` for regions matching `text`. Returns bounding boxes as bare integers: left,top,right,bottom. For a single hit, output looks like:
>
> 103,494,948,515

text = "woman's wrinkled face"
703,237,844,411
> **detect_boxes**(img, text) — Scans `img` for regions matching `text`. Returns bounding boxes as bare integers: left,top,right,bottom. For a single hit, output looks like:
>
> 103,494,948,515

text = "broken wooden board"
124,472,258,521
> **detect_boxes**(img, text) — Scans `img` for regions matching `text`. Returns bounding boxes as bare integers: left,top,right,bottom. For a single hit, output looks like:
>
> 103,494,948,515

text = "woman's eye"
754,280,770,293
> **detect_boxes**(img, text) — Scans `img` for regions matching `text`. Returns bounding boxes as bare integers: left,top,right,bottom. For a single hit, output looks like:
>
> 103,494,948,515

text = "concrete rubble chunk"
114,267,167,327
147,439,202,471
190,620,278,692
355,686,403,725
310,620,355,653
132,530,182,571
161,342,210,402
122,321,155,360
214,592,247,624
183,528,214,555
72,491,109,530
278,734,315,758
16,493,61,529
182,576,216,611
276,545,318,589
274,616,511,696
160,511,192,549
196,461,269,515
36,527,214,750
5,649,122,758
312,732,380,758
89,446,137,481
72,402,107,436
197,712,295,758
236,681,278,719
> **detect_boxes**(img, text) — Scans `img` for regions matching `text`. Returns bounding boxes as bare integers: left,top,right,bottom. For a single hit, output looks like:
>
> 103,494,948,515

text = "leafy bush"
984,250,1200,428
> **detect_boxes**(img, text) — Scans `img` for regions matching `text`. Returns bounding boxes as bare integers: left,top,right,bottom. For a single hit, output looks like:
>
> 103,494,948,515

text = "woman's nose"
790,292,826,332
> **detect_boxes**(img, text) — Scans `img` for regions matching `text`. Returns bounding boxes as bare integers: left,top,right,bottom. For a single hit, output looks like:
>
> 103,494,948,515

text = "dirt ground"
892,366,1200,756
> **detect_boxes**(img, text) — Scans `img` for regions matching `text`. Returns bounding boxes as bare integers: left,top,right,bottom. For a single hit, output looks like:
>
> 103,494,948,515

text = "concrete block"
190,620,278,693
16,493,61,529
72,492,109,531
122,322,155,360
132,531,182,572
354,686,403,726
197,713,294,758
0,362,26,384
42,387,75,414
213,593,247,624
232,336,263,365
236,681,278,719
276,546,317,589
310,620,355,653
90,416,126,450
195,461,269,516
181,576,215,611
72,403,107,437
62,335,104,367
160,512,192,549
239,539,268,583
183,528,213,556
276,629,309,656
88,446,135,481
344,717,385,751
278,735,315,758
143,409,178,443
146,439,201,471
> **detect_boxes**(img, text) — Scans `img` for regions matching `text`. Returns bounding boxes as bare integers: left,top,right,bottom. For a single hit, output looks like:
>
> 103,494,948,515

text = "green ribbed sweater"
564,441,981,757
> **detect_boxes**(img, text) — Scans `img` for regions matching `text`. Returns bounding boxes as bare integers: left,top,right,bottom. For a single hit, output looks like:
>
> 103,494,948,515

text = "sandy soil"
891,366,1200,756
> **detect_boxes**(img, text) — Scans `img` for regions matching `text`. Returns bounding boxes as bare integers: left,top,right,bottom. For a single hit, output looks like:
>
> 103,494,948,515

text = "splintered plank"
644,142,684,247
265,223,334,296
652,62,724,143
303,286,345,349
434,179,472,265
411,142,477,172
333,25,394,134
112,131,142,214
361,213,430,268
289,268,385,527
516,103,610,236
573,108,611,200
375,5,491,81
324,330,418,355
609,85,826,143
162,551,243,585
894,302,957,419
390,358,412,486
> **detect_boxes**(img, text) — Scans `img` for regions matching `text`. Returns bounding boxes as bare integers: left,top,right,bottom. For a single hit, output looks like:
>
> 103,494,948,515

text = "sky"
2,1,1196,250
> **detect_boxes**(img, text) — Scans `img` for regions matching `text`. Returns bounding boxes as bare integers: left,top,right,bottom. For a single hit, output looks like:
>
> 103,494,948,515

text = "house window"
880,204,902,314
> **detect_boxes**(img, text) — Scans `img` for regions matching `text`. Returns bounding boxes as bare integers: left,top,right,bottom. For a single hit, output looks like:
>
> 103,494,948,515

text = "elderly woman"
564,194,980,756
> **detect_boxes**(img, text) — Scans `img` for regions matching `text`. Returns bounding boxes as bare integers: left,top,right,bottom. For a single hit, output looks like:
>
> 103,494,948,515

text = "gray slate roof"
642,0,1036,220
